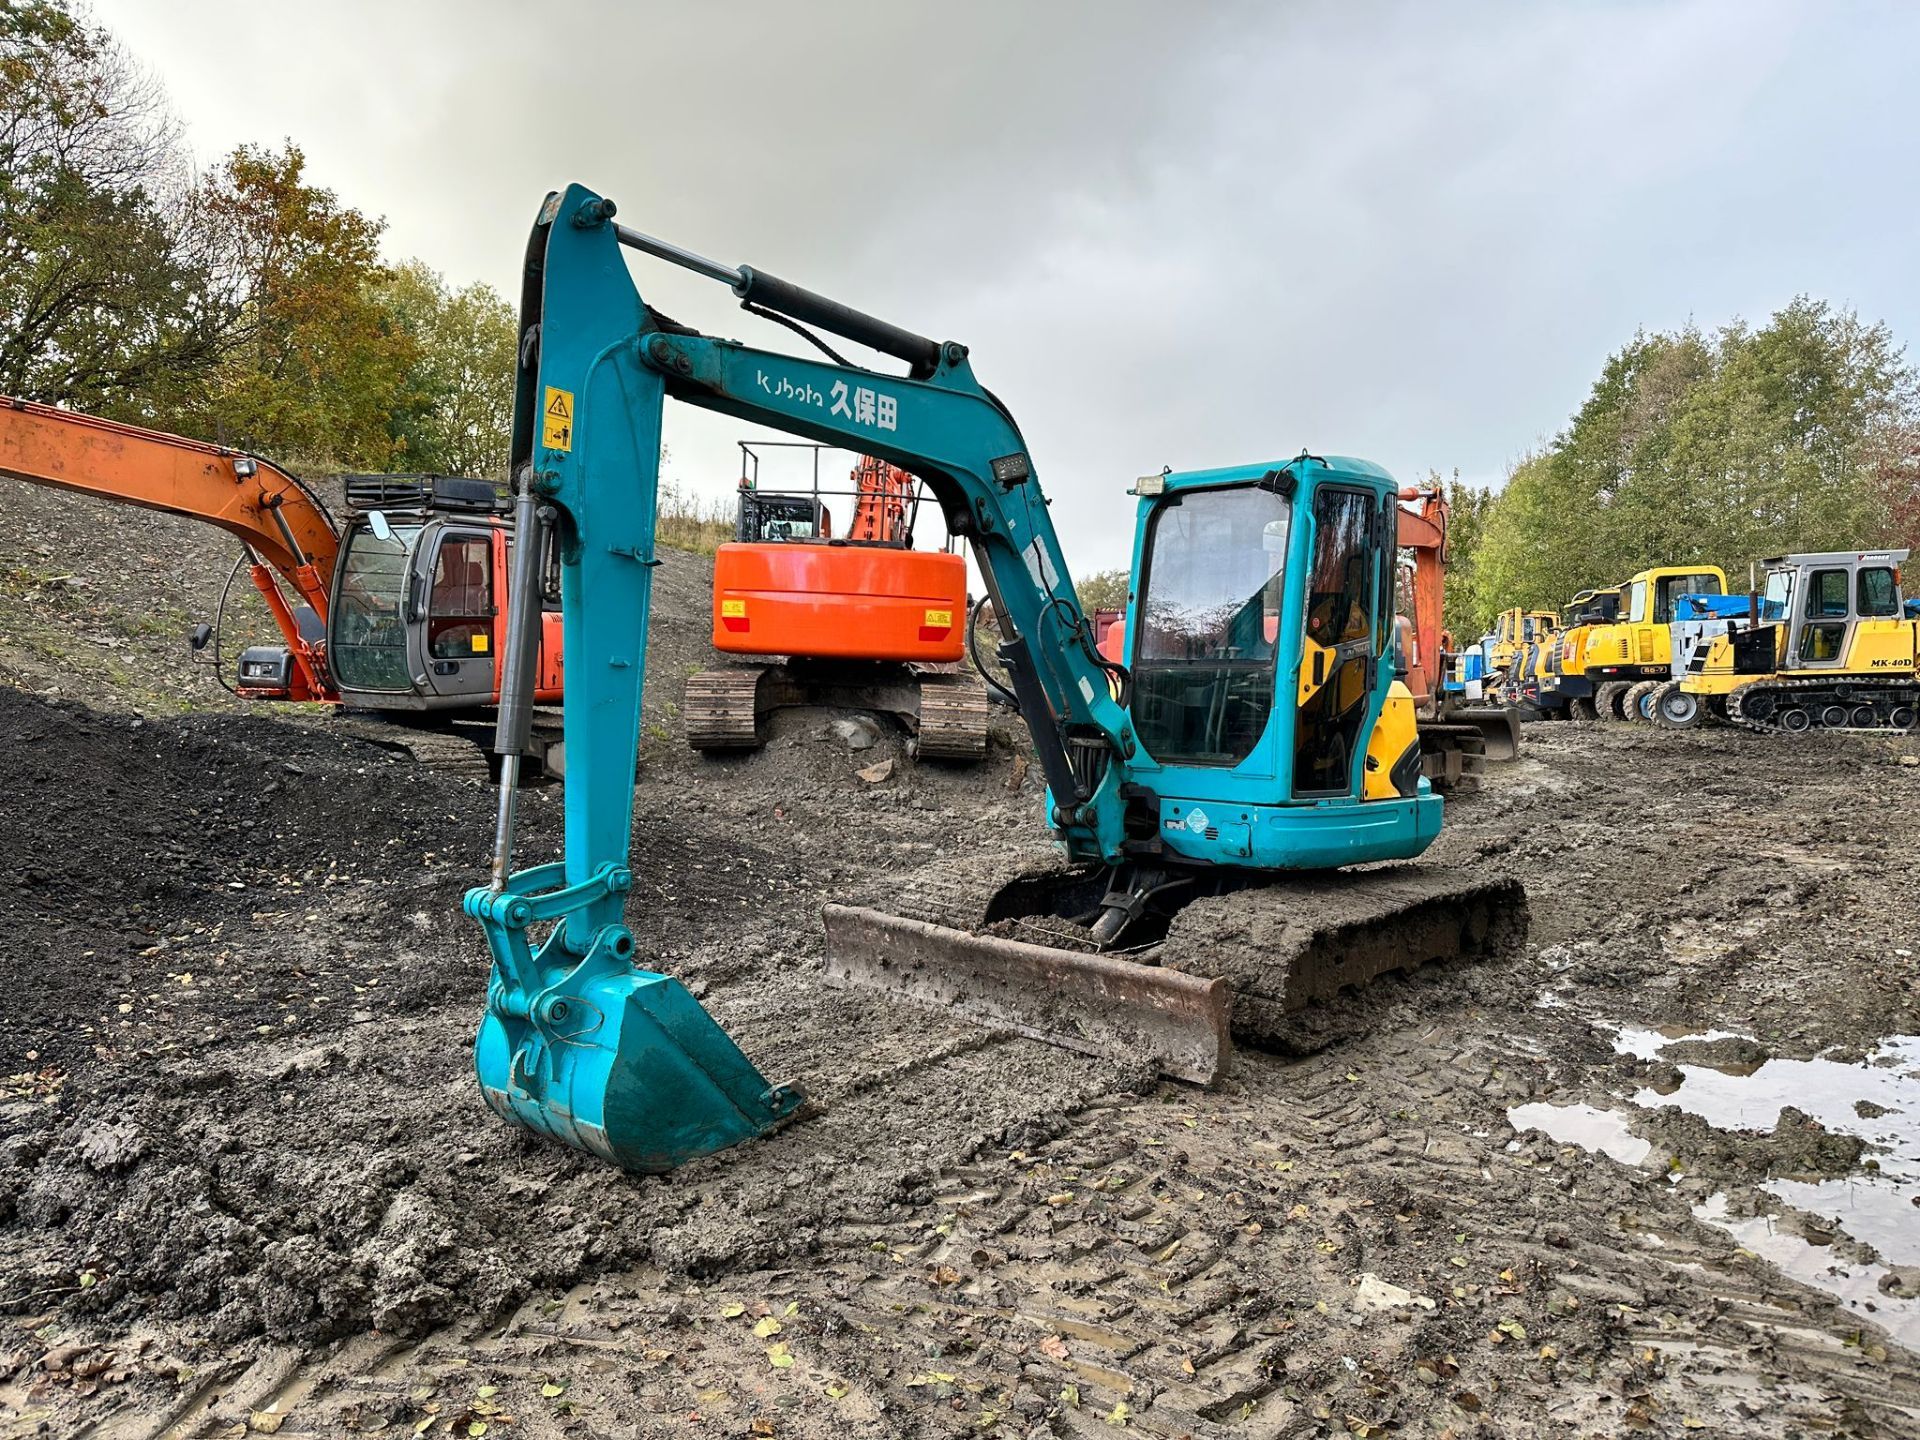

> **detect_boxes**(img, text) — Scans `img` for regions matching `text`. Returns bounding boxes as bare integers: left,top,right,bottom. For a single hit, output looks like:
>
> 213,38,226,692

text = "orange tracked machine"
686,444,989,757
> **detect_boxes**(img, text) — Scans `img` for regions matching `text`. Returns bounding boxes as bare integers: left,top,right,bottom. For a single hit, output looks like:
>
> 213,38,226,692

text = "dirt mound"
0,675,1054,1352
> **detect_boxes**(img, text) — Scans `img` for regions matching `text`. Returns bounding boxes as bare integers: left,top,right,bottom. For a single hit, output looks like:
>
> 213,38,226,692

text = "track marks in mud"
133,1021,1920,1439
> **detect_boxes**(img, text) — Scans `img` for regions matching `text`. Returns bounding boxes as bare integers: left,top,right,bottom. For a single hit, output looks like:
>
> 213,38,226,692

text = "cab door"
1793,567,1851,667
1294,486,1384,798
417,526,498,701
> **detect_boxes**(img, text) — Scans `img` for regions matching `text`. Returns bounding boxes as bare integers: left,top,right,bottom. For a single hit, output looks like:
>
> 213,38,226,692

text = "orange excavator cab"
0,397,564,774
687,443,988,758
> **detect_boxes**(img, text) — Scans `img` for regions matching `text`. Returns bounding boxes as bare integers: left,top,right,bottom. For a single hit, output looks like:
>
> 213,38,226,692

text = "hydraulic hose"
967,596,1019,708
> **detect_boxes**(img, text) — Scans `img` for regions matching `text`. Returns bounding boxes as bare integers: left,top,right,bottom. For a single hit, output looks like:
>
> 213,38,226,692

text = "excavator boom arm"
0,396,342,700
463,183,1132,1172
0,397,339,610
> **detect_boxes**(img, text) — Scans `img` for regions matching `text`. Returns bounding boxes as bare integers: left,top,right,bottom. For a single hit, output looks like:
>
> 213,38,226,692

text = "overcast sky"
91,0,1919,575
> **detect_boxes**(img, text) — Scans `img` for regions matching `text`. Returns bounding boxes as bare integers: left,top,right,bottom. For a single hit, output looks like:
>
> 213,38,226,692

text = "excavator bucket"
823,867,1527,1085
474,962,806,1172
1460,704,1523,763
467,874,805,1173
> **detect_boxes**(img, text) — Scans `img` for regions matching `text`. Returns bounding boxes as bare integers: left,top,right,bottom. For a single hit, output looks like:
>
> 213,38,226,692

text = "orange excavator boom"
0,396,340,700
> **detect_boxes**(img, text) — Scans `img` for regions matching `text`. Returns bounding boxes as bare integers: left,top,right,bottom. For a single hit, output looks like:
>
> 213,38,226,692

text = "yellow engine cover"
1365,680,1421,801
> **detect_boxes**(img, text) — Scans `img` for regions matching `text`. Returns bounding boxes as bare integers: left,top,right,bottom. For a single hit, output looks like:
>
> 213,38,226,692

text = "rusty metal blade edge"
821,902,1230,1086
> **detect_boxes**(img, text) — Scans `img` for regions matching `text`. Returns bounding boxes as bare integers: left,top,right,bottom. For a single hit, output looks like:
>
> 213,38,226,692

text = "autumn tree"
177,143,417,468
1472,301,1920,615
1076,568,1131,613
379,260,516,478
0,1,234,413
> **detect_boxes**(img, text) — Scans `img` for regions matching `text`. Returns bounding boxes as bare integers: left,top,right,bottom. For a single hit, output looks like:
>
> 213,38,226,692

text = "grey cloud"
93,0,1919,574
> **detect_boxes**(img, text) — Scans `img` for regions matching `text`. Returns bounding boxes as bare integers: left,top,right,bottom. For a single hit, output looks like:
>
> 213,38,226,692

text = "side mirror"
368,509,394,543
188,622,213,652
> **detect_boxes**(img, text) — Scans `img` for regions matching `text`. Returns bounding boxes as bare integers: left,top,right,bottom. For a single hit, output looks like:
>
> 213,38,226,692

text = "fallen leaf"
248,1414,286,1435
751,1419,776,1437
540,1382,568,1398
468,1426,488,1438
1107,1399,1131,1425
1179,1354,1196,1376
1060,1384,1081,1409
753,1317,782,1339
930,1265,962,1285
766,1342,796,1370
783,1302,800,1317
476,1386,498,1400
906,1372,958,1387
1045,1192,1075,1207
721,1302,747,1319
1039,1335,1070,1361
825,1381,849,1400
1496,1319,1527,1342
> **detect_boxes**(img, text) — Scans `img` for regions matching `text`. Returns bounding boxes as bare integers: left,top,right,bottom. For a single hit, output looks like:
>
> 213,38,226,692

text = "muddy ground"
3,539,1920,1437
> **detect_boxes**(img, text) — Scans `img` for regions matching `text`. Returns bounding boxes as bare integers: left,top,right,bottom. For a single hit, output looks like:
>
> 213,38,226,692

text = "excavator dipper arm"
465,184,1137,1171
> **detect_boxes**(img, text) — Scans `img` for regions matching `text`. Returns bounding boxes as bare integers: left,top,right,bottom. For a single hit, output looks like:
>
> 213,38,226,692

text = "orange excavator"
1393,482,1520,791
0,396,564,773
685,443,989,758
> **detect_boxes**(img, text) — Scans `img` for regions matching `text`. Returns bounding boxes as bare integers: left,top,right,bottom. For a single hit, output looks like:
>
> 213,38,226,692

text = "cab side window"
429,536,494,659
1809,569,1848,618
1857,566,1898,618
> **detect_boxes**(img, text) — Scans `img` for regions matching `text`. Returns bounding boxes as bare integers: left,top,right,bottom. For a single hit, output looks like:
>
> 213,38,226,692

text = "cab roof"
1624,564,1727,584
1764,549,1909,569
1161,455,1395,493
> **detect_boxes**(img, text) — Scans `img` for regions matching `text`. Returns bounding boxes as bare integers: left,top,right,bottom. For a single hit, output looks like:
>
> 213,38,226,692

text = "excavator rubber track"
1727,678,1920,735
911,671,991,759
824,854,1528,1085
1415,722,1488,794
686,667,778,750
685,663,990,758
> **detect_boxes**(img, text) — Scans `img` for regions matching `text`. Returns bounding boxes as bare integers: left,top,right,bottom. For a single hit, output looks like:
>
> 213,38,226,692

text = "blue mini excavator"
466,183,1527,1172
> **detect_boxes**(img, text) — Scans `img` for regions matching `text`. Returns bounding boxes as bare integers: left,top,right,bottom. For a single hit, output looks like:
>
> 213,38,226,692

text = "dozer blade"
821,903,1231,1085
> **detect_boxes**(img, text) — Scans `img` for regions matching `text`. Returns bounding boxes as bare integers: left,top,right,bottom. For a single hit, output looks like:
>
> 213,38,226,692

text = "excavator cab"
328,475,562,714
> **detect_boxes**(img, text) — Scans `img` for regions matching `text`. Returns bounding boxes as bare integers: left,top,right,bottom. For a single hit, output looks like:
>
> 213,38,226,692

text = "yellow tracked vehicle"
1583,565,1726,721
1523,586,1624,720
1677,549,1918,733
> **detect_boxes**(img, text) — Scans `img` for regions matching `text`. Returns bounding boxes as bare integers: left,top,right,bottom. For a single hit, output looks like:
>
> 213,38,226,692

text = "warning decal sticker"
542,386,574,452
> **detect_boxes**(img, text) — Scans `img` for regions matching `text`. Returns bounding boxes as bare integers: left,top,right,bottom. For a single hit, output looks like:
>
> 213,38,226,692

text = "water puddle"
1609,1024,1920,1345
1507,1101,1651,1166
1693,1192,1920,1349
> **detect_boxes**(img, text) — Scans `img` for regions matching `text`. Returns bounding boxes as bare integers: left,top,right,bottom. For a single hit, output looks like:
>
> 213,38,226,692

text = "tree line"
1450,299,1920,635
1,0,514,476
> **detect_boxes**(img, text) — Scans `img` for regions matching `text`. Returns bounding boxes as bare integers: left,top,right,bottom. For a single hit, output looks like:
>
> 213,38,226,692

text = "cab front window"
1133,484,1291,766
333,522,422,691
